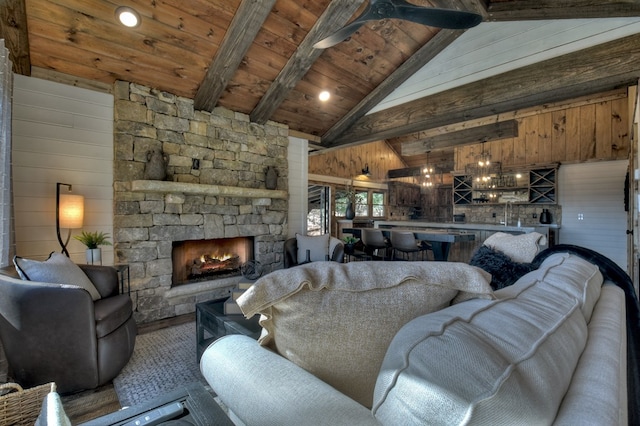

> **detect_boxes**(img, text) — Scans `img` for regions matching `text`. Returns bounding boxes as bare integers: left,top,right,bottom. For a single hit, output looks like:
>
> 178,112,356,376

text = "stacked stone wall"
113,81,288,323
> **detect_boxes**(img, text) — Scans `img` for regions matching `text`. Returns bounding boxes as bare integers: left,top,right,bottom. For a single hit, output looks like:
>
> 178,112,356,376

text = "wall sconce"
361,163,371,177
56,183,84,256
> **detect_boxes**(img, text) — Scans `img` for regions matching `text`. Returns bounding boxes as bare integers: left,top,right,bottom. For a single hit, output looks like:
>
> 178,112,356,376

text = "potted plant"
74,231,112,264
342,235,359,254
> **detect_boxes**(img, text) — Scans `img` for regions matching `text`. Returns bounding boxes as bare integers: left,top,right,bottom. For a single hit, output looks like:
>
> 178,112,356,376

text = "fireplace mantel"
131,180,288,199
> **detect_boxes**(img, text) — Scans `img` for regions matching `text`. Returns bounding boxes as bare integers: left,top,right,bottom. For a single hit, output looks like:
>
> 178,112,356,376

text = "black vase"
345,202,355,220
540,208,552,224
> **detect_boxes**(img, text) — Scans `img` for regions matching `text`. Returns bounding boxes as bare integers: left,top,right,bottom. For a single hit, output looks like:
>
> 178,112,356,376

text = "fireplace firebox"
172,237,254,286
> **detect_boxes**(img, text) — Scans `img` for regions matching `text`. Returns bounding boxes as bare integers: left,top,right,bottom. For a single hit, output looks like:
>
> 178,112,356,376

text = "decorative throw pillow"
14,253,102,301
469,245,538,290
295,233,330,263
483,231,547,263
237,261,494,408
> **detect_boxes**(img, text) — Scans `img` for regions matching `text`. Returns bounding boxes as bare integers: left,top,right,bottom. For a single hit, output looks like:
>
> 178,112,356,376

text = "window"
354,191,368,216
335,186,386,219
372,192,385,217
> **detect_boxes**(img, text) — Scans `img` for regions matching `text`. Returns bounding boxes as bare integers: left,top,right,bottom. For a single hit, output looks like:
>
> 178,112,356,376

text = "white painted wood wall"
12,75,114,264
287,136,308,238
559,160,629,272
372,18,640,113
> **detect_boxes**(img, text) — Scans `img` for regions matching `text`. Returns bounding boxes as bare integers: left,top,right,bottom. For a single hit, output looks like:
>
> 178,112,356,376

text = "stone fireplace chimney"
113,81,288,324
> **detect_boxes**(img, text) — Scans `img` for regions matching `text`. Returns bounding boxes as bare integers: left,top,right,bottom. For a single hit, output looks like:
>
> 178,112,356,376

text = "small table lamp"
56,182,84,256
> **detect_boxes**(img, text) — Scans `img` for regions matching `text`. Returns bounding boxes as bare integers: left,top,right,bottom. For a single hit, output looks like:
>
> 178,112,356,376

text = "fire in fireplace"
172,237,254,286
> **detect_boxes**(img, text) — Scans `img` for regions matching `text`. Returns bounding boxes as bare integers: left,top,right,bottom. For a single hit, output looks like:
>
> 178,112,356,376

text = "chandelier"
422,152,436,188
465,143,501,187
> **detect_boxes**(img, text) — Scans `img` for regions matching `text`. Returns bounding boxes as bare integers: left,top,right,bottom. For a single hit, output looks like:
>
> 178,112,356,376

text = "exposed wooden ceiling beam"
321,0,484,144
250,0,365,125
194,0,276,112
0,0,30,75
321,28,466,144
487,0,640,21
327,32,640,147
401,120,518,156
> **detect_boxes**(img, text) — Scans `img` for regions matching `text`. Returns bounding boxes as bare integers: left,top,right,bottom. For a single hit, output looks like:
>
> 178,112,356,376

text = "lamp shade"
59,194,84,229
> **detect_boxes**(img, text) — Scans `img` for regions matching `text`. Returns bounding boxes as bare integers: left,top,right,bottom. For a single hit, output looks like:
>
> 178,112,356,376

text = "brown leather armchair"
284,237,345,268
0,264,137,394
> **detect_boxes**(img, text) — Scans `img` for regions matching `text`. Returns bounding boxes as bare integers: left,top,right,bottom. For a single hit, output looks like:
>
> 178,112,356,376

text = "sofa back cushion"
373,252,603,425
238,261,494,408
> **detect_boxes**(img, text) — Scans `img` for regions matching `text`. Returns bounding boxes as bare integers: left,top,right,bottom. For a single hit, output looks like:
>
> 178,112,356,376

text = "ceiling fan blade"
394,4,482,29
314,20,366,49
314,0,482,49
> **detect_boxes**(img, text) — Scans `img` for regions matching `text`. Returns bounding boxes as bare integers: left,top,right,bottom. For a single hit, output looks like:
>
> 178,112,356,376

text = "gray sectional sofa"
200,245,639,425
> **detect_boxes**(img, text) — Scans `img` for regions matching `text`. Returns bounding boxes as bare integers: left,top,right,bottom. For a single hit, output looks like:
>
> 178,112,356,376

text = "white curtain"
0,40,14,267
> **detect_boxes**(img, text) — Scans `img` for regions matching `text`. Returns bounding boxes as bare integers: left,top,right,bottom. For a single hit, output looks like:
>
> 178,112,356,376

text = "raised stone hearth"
113,81,288,323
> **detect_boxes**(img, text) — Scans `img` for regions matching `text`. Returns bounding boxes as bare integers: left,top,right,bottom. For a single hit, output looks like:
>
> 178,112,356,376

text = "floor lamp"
56,183,84,257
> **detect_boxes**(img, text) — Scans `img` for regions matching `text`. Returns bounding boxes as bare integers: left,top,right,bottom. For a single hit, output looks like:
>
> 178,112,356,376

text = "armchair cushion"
13,253,101,301
295,233,330,262
238,261,494,408
483,231,547,263
94,295,134,338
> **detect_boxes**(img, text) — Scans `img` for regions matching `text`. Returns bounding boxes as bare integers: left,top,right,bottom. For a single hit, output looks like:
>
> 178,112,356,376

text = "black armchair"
0,264,137,393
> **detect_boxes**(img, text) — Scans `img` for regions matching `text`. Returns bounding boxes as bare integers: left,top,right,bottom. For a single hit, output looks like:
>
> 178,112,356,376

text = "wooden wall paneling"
611,96,630,160
524,115,539,165
551,110,567,161
500,134,515,167
538,112,553,164
579,104,597,161
565,106,581,162
513,117,527,165
595,101,612,159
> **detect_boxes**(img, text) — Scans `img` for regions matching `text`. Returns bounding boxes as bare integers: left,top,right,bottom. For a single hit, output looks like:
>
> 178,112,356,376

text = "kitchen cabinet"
453,165,557,205
388,182,421,207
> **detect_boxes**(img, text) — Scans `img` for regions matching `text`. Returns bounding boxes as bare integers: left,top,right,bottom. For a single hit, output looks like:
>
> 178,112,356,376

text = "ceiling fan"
314,0,483,49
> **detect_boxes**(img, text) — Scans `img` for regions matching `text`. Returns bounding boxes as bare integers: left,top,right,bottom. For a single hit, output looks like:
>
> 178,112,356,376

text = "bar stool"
390,230,430,261
361,229,391,260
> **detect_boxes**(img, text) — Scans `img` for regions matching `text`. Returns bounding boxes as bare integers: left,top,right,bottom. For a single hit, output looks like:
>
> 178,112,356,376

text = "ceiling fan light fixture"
116,6,141,28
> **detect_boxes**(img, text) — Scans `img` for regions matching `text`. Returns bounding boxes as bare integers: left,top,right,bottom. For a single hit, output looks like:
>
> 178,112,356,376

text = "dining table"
342,228,475,261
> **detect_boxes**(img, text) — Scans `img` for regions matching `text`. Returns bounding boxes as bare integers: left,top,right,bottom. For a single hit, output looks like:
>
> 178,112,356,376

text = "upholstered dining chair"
0,256,137,394
361,229,392,260
390,230,431,261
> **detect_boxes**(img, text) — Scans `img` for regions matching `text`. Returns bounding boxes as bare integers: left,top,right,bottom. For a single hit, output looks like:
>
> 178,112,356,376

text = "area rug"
113,321,208,407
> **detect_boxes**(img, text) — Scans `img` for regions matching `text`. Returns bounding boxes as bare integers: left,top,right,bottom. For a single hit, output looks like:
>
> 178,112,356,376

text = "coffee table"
196,298,261,362
80,382,233,425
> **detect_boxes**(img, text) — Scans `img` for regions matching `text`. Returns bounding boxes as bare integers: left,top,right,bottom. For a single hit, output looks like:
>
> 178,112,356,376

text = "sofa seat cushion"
94,294,133,339
238,261,494,408
373,252,601,425
13,253,102,301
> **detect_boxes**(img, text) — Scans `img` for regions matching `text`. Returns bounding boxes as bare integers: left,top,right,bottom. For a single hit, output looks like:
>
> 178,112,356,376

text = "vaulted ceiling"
3,0,640,172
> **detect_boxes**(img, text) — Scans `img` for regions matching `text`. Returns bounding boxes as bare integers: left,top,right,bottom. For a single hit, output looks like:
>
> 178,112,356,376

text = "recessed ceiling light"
319,91,330,102
115,6,141,28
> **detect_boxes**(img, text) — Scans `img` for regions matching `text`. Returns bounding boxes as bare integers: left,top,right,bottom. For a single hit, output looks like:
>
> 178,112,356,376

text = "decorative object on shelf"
56,182,84,257
342,236,359,254
540,208,552,224
265,166,277,189
144,148,168,181
345,202,356,220
240,260,264,280
74,231,112,265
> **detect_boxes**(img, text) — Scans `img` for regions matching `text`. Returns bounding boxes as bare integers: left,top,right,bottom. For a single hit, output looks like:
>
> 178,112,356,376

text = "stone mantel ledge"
131,180,288,199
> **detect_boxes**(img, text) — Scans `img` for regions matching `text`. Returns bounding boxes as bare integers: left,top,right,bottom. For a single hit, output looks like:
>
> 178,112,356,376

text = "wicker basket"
0,382,53,425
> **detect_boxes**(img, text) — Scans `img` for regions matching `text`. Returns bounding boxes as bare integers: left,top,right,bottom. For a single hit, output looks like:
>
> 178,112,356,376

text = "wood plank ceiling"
3,0,640,174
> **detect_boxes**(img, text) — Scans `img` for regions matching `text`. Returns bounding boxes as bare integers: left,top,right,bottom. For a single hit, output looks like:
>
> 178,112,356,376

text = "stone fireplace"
113,81,289,323
172,237,254,286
